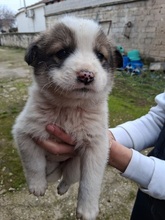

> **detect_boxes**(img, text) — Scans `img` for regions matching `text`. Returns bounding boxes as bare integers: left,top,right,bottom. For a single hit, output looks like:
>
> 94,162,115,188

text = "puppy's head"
25,16,122,99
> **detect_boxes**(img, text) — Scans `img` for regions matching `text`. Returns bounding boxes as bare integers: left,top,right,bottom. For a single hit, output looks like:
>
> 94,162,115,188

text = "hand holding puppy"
37,125,133,174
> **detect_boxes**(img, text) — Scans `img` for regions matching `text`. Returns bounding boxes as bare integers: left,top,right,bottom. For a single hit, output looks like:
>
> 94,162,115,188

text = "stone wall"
1,0,165,61
0,33,38,49
45,0,165,61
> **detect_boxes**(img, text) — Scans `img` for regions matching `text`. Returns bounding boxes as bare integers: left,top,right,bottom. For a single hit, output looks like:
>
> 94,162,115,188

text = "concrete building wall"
16,3,46,33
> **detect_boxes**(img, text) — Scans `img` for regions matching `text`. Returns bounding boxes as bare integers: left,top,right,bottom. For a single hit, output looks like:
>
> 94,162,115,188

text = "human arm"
37,123,165,199
109,137,165,200
110,92,165,199
110,92,165,151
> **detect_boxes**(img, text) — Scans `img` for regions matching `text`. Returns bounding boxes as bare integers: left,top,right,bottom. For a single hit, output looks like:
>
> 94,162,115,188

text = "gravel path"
0,167,137,220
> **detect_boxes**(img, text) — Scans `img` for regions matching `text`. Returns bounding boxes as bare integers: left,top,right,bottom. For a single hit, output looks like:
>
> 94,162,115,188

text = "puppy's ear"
24,43,39,67
114,49,123,68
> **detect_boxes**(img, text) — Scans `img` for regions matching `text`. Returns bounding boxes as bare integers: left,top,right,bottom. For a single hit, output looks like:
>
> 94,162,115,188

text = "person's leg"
151,199,165,220
130,189,154,220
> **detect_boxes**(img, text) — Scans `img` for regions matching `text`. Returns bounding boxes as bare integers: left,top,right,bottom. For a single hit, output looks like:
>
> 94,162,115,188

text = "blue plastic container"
123,55,130,68
131,60,143,69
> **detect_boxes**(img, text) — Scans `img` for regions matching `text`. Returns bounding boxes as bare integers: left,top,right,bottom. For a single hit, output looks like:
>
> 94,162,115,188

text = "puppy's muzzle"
77,70,94,85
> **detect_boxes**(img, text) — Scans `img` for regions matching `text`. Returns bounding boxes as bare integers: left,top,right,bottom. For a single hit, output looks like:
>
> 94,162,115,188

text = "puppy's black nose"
77,70,94,85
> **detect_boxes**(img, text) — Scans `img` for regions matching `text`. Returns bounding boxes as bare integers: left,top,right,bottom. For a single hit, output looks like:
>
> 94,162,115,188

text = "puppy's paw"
29,181,47,197
76,205,99,220
57,180,70,195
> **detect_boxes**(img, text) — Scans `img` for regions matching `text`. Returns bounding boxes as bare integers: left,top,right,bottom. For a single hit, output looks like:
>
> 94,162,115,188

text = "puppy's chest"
34,101,107,144
47,106,102,140
52,107,90,131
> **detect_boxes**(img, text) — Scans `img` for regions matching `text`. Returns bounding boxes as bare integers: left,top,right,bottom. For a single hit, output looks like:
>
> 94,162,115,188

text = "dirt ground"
0,49,137,220
0,168,137,220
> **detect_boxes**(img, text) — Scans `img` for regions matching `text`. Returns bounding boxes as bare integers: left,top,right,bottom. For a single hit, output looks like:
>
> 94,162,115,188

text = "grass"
0,46,164,194
0,78,30,192
0,46,27,69
0,47,32,192
109,71,165,127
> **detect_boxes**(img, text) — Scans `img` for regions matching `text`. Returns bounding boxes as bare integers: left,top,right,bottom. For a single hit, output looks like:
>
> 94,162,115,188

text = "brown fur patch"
94,30,113,70
45,23,77,56
25,23,77,68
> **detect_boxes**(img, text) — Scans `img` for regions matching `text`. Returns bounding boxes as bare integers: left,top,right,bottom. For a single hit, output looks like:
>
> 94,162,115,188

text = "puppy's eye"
56,49,70,59
95,51,105,62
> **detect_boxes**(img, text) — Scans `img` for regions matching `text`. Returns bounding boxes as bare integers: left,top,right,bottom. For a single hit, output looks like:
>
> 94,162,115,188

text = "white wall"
16,4,46,33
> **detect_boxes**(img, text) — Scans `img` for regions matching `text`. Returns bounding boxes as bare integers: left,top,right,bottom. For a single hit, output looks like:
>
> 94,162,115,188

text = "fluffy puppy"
12,16,122,220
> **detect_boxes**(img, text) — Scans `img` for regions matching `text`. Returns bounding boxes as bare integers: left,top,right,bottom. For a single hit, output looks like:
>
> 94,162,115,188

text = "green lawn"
109,71,165,127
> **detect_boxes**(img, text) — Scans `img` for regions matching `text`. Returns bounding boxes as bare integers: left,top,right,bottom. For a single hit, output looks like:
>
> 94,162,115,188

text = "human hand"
35,125,75,156
35,125,132,173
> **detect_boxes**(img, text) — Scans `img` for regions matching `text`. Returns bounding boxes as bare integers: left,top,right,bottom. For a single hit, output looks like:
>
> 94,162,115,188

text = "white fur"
12,16,115,220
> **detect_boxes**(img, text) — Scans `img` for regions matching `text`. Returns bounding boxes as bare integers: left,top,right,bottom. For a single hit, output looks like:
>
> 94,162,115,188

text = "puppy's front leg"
76,136,109,220
17,137,47,196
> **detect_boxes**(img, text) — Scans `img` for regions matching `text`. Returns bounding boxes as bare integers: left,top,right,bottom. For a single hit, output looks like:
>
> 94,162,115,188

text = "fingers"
33,124,75,156
46,125,75,146
36,138,75,155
